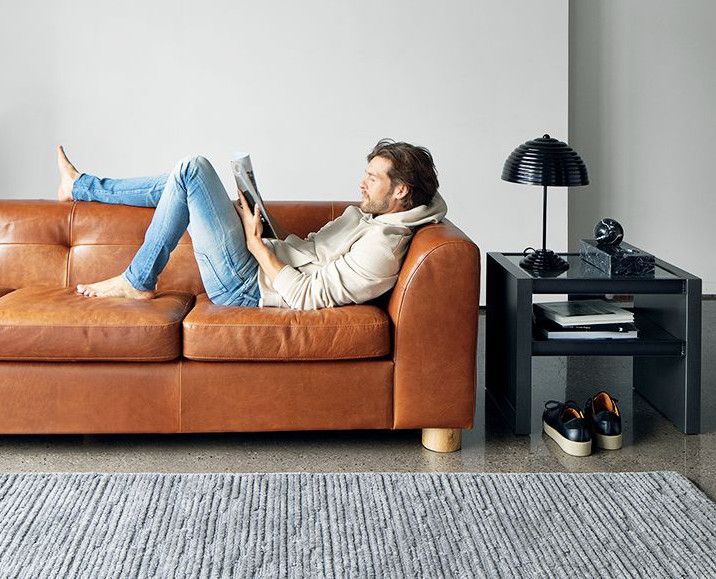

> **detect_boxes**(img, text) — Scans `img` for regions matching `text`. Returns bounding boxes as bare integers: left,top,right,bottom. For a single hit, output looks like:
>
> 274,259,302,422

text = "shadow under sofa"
0,198,480,452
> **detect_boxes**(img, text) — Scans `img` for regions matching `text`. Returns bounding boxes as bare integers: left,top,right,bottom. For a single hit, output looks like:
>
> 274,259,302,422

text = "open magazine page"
230,152,277,239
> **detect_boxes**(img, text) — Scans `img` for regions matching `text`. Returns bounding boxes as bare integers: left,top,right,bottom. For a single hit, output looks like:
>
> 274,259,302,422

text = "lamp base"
520,249,570,274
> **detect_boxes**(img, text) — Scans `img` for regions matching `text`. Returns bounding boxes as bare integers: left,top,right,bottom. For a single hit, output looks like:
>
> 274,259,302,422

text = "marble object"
594,218,624,246
579,239,655,276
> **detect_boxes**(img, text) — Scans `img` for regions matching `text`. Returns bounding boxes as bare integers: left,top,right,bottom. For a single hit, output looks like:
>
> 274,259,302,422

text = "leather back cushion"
0,199,357,294
0,201,71,288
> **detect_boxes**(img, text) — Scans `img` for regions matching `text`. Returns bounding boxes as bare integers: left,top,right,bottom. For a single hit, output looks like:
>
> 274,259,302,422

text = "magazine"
230,152,277,239
534,299,634,327
536,317,639,339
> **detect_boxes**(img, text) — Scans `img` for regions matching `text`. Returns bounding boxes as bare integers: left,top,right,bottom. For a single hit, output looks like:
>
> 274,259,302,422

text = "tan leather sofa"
0,199,480,452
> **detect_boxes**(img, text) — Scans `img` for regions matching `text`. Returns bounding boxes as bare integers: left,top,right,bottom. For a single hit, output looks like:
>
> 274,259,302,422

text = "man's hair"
366,138,439,210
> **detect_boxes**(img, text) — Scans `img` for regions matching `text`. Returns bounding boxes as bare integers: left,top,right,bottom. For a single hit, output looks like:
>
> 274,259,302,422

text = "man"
57,139,447,310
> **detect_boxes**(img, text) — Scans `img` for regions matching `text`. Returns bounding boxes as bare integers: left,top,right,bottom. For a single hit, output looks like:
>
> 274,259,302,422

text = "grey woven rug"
0,471,714,578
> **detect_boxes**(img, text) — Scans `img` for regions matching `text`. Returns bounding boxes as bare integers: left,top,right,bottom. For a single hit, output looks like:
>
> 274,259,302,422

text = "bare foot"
57,145,80,202
76,274,156,300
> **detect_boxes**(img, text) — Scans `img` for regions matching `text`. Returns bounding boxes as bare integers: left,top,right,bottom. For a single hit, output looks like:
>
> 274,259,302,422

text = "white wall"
569,0,716,293
0,0,568,306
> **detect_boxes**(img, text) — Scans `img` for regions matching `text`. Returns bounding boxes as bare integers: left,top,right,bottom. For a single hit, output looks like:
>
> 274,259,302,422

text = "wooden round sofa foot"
421,428,462,453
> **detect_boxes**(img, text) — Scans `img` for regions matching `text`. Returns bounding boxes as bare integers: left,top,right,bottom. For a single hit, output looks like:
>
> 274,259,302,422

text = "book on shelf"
533,299,634,327
535,317,639,340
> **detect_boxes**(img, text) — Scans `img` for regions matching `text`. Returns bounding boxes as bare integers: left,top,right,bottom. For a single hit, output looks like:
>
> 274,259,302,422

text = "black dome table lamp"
502,134,589,273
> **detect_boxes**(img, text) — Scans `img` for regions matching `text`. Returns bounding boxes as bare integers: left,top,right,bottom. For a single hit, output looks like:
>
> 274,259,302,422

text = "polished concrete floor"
1,299,714,499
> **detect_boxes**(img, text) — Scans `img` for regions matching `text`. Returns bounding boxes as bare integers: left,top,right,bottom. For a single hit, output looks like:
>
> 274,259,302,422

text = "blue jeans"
72,155,262,307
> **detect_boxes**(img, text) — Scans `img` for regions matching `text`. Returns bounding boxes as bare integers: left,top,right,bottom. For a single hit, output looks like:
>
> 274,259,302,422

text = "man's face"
359,156,407,215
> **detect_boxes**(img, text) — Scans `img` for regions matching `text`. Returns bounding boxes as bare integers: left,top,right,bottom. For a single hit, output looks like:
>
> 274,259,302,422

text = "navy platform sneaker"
542,400,592,457
584,391,623,450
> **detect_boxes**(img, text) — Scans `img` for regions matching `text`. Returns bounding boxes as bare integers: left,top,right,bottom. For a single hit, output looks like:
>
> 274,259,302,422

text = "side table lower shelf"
532,310,685,357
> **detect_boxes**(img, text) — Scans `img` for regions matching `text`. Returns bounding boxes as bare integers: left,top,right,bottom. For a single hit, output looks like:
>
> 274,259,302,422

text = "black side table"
486,252,702,435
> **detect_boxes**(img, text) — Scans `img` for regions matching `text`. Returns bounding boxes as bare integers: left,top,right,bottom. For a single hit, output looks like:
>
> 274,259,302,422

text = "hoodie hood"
367,191,448,229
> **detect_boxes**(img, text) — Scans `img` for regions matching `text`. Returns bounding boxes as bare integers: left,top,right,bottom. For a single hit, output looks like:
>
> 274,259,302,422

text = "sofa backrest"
0,199,356,294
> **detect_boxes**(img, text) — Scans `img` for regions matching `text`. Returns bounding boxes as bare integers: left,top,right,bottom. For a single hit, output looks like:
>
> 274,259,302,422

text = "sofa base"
0,359,395,434
0,360,466,453
180,359,394,432
0,361,180,433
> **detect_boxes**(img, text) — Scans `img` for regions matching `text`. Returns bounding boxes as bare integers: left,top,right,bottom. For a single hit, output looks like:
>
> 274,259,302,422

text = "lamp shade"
502,134,589,187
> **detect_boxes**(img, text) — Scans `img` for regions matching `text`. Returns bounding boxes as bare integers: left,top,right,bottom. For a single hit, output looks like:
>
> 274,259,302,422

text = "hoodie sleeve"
271,231,411,310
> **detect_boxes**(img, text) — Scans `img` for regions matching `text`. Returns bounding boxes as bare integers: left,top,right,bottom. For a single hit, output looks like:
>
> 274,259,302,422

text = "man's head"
359,139,439,215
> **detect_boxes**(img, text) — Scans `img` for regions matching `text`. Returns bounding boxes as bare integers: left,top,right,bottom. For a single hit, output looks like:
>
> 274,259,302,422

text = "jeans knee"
175,155,212,181
191,155,212,171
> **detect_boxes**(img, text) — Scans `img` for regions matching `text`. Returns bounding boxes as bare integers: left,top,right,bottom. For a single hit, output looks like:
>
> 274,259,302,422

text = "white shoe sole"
594,432,623,450
543,421,592,457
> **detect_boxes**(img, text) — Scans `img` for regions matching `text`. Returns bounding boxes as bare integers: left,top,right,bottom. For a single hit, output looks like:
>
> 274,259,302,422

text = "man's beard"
361,188,393,215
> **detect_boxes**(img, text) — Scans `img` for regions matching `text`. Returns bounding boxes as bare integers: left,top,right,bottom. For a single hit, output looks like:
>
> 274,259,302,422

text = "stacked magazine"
533,299,638,340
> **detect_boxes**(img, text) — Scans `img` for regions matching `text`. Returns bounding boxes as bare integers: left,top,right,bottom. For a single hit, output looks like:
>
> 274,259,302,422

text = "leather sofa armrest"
386,219,481,429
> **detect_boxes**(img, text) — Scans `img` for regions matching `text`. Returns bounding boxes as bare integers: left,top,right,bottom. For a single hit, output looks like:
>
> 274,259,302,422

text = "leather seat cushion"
0,286,195,361
183,293,391,361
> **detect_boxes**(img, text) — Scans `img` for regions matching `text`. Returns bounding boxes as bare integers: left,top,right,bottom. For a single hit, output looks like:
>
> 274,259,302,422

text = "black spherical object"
594,218,624,247
502,134,589,187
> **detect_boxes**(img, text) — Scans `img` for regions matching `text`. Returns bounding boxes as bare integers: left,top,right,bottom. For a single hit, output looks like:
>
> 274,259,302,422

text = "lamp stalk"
542,185,547,252
520,183,569,274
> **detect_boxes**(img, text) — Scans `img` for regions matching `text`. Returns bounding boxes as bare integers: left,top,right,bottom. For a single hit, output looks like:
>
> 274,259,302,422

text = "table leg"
486,255,533,434
633,279,702,434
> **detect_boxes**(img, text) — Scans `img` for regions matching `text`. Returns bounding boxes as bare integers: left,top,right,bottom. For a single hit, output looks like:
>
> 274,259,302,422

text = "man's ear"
394,182,409,201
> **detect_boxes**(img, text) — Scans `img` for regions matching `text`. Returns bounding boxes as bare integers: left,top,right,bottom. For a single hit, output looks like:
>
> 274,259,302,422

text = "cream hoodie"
257,191,448,309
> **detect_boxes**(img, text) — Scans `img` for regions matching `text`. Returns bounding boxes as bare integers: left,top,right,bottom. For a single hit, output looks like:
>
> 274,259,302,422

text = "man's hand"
235,189,264,254
235,189,291,286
